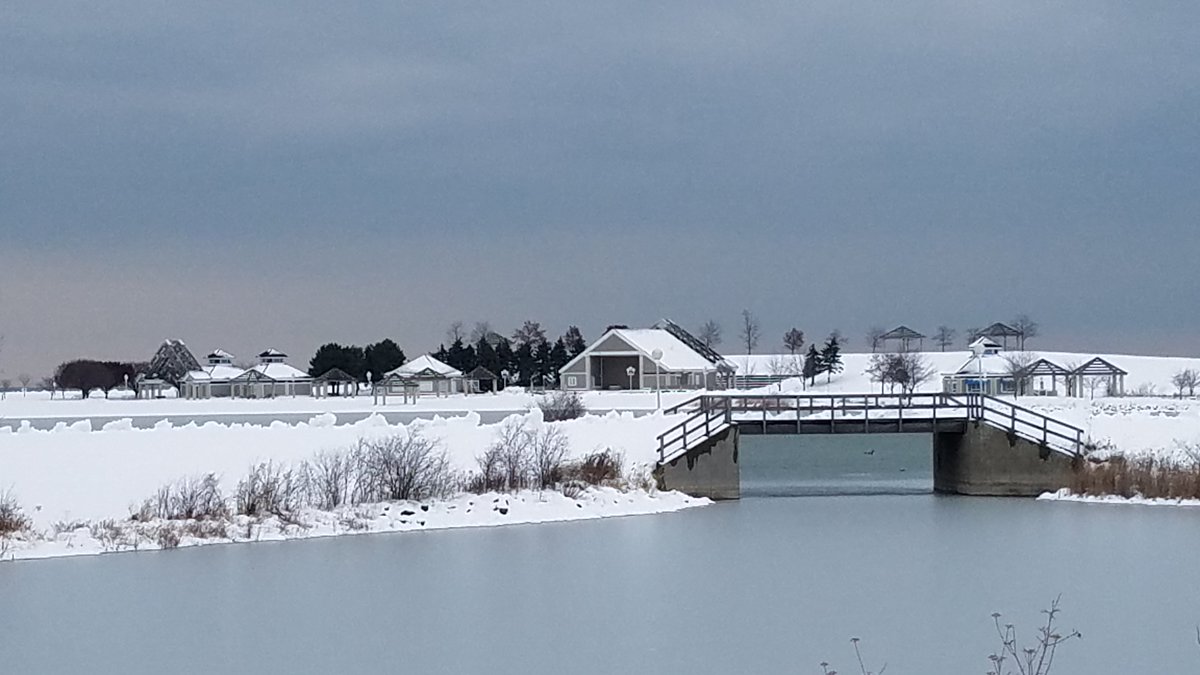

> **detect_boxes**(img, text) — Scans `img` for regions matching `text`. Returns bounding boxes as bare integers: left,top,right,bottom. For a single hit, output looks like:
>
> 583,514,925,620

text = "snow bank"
1038,488,1200,508
0,410,706,561
4,488,706,562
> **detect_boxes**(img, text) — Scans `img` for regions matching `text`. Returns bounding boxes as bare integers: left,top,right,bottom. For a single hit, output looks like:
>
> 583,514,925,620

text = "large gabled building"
558,320,735,391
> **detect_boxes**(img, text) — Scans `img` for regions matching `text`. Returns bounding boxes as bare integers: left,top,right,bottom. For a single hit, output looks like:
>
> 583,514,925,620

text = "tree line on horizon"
307,322,588,389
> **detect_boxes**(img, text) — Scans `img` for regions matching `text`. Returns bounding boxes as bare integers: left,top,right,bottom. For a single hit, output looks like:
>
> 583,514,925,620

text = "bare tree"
766,355,802,378
469,321,493,345
18,373,30,395
964,326,981,346
1003,352,1038,398
1012,314,1039,350
698,320,722,348
446,321,466,344
0,379,9,400
739,310,761,354
934,325,957,351
783,328,805,354
865,326,884,353
1171,368,1200,398
867,352,935,398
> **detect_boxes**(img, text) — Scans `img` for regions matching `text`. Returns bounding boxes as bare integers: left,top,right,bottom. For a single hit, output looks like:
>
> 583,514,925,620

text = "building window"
567,375,577,388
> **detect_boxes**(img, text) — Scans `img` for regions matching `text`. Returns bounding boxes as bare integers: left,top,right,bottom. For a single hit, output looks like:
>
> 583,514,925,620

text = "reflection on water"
740,433,933,496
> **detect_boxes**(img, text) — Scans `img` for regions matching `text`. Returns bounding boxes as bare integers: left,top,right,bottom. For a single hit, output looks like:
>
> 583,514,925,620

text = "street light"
650,348,663,410
626,365,635,391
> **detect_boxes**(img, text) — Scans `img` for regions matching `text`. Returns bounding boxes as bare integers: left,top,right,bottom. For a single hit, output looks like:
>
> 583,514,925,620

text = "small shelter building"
313,367,358,398
181,349,246,399
941,337,1015,396
877,325,925,352
385,354,463,396
465,366,497,394
558,320,735,391
1068,358,1127,398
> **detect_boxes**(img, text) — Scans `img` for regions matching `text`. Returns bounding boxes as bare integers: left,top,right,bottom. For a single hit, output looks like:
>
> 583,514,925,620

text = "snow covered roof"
249,361,311,381
951,354,1010,376
969,336,1002,350
561,327,733,373
258,348,288,359
206,349,234,360
388,354,462,379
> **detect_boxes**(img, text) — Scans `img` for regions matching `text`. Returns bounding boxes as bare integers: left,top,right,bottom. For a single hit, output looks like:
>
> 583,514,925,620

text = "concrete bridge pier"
655,425,740,500
933,423,1075,496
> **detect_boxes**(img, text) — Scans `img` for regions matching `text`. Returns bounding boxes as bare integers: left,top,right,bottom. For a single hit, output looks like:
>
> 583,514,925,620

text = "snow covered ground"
0,410,709,562
728,349,1200,396
0,387,696,421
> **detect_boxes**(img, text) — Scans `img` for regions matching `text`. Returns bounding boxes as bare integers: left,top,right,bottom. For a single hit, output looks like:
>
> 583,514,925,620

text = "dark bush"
235,461,302,517
0,489,31,536
537,390,587,422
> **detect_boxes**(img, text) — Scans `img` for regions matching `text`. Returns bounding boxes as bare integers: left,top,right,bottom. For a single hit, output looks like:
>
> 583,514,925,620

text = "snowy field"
0,410,708,562
0,387,696,422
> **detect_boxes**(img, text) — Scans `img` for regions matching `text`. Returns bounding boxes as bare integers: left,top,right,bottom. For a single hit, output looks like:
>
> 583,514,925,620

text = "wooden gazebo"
465,366,497,394
877,325,925,352
313,367,357,398
1023,359,1071,396
372,373,420,405
977,322,1023,350
1068,357,1127,398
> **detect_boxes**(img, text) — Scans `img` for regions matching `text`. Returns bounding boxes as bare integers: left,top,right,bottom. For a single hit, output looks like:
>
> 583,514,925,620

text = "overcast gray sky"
2,2,1198,377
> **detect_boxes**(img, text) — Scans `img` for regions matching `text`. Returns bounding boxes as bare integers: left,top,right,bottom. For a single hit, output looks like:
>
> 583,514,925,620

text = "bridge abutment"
933,423,1075,496
656,425,740,500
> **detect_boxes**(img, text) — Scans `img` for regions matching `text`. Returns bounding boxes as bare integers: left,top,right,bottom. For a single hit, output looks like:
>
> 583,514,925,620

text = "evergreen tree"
308,343,366,379
514,342,535,386
494,338,515,386
534,340,553,386
549,338,570,376
446,337,474,373
562,326,587,356
475,336,500,378
802,344,822,387
820,334,843,383
432,344,450,366
364,339,405,382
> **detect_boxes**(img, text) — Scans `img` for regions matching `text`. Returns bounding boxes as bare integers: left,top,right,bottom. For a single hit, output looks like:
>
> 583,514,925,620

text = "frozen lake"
2,435,1198,673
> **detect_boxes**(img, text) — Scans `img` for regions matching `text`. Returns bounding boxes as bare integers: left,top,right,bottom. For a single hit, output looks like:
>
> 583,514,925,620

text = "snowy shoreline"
1,487,710,563
1037,488,1200,508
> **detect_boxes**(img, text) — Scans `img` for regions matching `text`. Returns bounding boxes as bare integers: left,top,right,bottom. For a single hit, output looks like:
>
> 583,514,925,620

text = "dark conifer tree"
820,334,843,383
562,326,587,356
364,339,405,382
802,344,822,387
494,338,516,385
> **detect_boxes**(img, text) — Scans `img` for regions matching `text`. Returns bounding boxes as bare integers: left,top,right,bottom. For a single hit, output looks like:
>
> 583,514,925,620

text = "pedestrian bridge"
654,392,1086,499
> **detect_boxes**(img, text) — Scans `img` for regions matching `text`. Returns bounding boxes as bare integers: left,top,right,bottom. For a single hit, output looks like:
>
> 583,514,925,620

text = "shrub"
356,433,454,502
0,489,31,536
134,474,228,521
531,426,569,488
235,461,303,518
563,449,624,486
1070,455,1200,500
301,450,356,510
537,390,587,422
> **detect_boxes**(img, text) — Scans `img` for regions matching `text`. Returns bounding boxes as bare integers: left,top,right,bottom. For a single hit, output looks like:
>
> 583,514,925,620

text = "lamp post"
626,366,635,391
501,369,510,392
650,348,663,410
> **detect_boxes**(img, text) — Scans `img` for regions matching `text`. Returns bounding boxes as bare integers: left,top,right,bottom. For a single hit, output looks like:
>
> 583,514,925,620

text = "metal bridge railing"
656,392,1085,464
